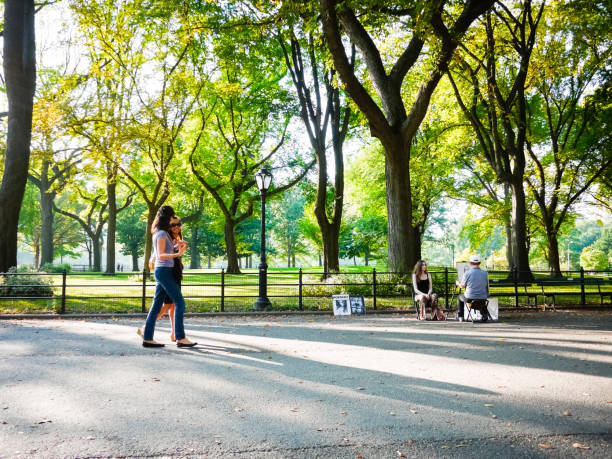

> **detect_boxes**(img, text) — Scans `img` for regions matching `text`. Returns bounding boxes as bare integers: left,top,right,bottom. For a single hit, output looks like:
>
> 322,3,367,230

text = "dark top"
417,278,429,294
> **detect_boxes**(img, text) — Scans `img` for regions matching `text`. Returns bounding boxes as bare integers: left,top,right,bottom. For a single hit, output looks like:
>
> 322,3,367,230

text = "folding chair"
465,298,489,322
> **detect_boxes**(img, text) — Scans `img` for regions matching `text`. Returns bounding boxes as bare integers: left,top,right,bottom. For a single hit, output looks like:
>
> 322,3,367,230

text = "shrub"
40,263,72,273
1,266,54,297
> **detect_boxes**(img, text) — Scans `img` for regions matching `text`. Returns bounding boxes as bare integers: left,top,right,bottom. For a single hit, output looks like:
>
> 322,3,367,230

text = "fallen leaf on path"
356,387,365,391
484,404,494,407
498,338,506,340
389,411,396,416
410,409,417,414
497,386,506,389
152,377,160,382
441,445,449,449
397,451,405,457
0,420,7,424
406,440,415,445
539,443,553,449
562,411,571,416
356,454,363,458
316,428,323,431
234,407,244,412
289,408,298,412
37,420,52,424
340,411,348,416
572,443,590,449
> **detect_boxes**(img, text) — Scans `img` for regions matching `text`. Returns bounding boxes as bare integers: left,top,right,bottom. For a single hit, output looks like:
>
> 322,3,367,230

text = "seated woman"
412,260,444,320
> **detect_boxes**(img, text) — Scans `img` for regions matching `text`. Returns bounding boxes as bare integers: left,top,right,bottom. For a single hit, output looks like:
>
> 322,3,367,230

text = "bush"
302,272,413,297
40,263,71,273
1,266,54,297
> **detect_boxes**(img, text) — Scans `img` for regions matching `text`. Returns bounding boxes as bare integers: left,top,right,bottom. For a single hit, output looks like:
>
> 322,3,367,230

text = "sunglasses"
170,221,182,227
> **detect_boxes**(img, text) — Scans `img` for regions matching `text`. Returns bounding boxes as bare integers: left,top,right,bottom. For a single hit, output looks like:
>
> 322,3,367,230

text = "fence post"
372,268,377,310
221,268,225,312
61,270,67,314
298,268,303,311
444,267,449,310
141,269,147,313
580,266,585,305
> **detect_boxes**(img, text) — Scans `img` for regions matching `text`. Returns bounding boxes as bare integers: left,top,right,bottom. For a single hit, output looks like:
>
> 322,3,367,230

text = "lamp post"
253,167,272,310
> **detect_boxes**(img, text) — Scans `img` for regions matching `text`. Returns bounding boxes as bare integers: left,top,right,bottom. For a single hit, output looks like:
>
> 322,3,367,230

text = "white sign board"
463,297,498,321
332,294,351,316
456,262,470,282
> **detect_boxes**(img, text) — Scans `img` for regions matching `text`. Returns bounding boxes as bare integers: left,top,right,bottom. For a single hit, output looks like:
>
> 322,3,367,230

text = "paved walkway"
1,310,611,458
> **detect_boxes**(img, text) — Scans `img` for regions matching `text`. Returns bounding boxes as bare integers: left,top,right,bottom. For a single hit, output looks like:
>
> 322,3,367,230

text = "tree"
188,66,313,273
524,1,612,276
269,188,307,268
28,70,81,267
320,0,494,272
116,201,147,271
279,17,354,274
448,1,544,280
0,0,36,271
580,246,608,271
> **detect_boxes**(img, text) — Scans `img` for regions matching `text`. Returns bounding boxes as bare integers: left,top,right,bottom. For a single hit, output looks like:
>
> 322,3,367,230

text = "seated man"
455,255,490,322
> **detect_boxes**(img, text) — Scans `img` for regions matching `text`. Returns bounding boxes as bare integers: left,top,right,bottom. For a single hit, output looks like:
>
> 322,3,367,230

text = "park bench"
536,277,611,307
488,278,538,306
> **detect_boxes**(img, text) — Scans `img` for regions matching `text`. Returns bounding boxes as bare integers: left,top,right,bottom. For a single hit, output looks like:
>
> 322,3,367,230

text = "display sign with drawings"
332,294,366,315
350,296,366,315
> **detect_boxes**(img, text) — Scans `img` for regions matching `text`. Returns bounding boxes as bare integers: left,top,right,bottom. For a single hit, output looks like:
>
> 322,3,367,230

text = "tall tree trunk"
189,226,201,269
33,238,40,269
510,180,532,280
364,248,369,266
143,206,157,275
545,225,562,278
504,184,513,270
287,239,291,268
384,142,415,274
93,237,102,272
318,252,322,267
39,174,55,266
131,252,138,271
207,255,211,269
0,0,36,272
322,225,340,273
105,180,117,275
224,219,240,274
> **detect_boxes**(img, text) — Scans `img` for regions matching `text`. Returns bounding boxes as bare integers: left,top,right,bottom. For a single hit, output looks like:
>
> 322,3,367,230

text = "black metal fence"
0,268,611,315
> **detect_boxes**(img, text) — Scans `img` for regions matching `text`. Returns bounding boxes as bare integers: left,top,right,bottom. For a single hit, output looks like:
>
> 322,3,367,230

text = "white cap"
469,254,481,264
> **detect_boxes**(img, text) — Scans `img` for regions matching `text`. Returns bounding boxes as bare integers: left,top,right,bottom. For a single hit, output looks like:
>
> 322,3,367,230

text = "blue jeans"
144,267,186,340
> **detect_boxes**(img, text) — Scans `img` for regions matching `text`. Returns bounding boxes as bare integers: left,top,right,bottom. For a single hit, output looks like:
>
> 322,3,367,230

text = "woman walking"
142,205,196,348
138,215,183,341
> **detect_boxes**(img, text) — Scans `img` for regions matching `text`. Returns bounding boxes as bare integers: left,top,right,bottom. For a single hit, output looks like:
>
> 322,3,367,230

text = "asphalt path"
0,310,611,458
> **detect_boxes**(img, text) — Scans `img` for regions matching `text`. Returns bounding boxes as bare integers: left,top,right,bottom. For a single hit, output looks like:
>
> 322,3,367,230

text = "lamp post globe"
253,167,272,310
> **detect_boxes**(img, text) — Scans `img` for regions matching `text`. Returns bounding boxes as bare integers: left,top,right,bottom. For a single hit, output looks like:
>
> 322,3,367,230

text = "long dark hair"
151,205,175,234
413,260,428,276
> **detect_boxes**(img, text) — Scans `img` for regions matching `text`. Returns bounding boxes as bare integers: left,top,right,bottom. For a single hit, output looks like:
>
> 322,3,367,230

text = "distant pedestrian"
141,205,196,348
